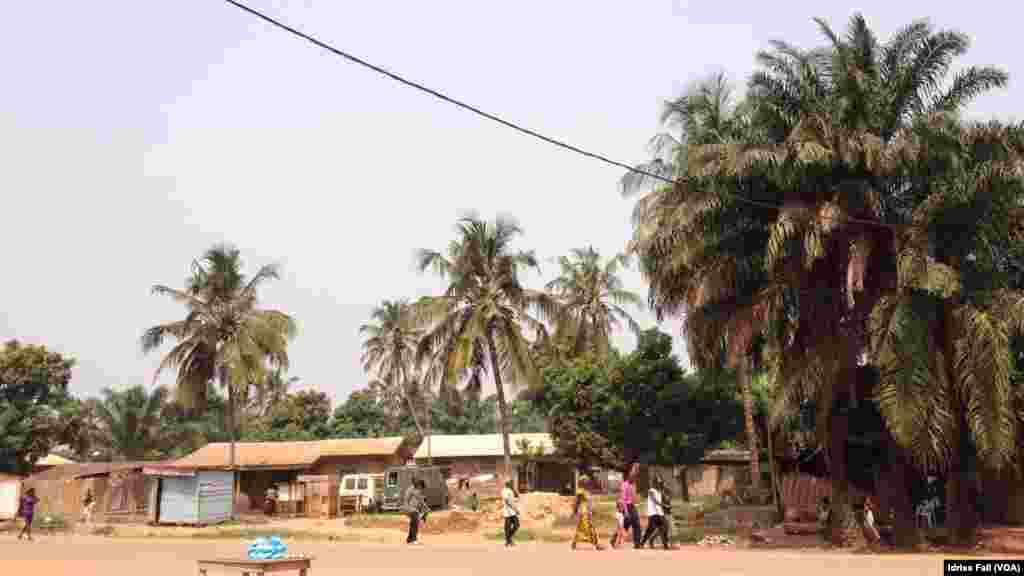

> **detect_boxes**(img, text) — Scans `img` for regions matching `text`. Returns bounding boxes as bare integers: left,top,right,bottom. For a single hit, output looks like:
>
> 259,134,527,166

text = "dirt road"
1,534,953,575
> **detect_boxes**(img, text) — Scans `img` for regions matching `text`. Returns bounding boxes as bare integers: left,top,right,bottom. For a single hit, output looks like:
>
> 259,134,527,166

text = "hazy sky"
2,1,1021,405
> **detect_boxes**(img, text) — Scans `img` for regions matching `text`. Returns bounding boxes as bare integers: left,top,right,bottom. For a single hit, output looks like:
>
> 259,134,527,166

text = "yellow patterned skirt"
573,514,599,545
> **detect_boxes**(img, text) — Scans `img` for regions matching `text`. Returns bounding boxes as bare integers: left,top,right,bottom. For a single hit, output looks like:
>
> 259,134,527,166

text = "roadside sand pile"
448,475,500,511
484,492,574,526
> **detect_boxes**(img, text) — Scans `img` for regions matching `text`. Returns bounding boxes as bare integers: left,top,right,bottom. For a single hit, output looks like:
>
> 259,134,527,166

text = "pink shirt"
619,480,635,506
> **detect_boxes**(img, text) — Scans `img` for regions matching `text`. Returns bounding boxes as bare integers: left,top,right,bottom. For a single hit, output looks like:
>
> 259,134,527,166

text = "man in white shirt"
502,480,520,547
640,477,670,549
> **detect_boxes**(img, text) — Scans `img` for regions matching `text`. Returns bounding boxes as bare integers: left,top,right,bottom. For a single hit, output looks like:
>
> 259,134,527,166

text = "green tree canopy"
546,329,746,472
93,385,169,461
329,389,391,438
0,340,79,475
244,390,331,441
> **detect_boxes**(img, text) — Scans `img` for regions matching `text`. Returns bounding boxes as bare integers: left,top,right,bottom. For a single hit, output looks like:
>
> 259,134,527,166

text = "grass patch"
670,524,738,545
345,514,406,530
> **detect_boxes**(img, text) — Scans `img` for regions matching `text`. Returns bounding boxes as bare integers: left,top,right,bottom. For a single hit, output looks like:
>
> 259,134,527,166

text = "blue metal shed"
144,465,235,525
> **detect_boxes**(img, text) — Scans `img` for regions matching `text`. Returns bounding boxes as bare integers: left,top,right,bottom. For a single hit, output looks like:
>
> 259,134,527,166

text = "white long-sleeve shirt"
647,488,664,517
502,487,518,518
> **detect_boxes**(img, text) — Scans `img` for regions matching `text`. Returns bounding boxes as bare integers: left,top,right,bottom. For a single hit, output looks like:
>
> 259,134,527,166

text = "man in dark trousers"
404,478,425,545
640,475,671,549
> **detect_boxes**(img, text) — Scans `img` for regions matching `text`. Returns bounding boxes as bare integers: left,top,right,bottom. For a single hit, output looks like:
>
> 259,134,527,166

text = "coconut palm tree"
141,244,297,473
413,215,561,481
360,300,428,440
93,385,169,461
624,15,1010,545
545,247,644,359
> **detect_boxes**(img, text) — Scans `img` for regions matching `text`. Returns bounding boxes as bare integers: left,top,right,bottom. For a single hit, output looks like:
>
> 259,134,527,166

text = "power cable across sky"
223,0,904,231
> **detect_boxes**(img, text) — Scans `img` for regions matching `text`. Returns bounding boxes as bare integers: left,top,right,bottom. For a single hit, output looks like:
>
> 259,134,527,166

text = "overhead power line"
223,0,903,231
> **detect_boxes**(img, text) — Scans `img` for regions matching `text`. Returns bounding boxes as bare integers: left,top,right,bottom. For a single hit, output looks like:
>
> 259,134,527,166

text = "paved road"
0,534,954,576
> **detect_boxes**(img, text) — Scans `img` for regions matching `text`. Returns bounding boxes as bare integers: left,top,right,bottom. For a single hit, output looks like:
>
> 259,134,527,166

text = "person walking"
570,474,604,551
263,485,277,516
610,500,628,549
661,477,675,548
639,476,670,549
404,478,425,545
502,480,520,548
17,488,38,541
81,489,96,524
862,496,881,547
621,463,641,549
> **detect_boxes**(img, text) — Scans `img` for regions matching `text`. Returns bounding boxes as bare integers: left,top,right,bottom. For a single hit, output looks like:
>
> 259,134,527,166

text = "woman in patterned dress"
571,474,604,551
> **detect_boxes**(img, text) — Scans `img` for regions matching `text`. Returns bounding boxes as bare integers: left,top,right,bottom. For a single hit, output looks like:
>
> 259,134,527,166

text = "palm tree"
624,71,772,498
141,244,297,473
360,300,428,441
870,118,1024,543
545,247,644,358
414,215,561,482
624,15,1009,545
93,385,169,461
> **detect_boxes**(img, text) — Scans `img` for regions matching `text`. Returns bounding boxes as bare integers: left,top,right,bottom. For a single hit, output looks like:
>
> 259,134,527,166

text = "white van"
339,473,385,513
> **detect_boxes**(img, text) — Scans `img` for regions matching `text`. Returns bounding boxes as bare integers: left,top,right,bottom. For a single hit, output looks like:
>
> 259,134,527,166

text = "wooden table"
197,556,312,576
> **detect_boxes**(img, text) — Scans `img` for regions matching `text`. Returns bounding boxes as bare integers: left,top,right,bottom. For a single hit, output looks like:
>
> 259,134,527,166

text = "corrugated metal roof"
26,461,150,482
413,433,554,459
318,437,405,457
174,437,407,470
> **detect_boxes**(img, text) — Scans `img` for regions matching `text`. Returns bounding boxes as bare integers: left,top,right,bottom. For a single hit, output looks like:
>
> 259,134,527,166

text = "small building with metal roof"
172,437,414,515
413,433,573,494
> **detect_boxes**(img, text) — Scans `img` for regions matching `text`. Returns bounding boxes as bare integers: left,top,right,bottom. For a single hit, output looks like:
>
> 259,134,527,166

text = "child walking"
17,488,38,541
610,500,628,548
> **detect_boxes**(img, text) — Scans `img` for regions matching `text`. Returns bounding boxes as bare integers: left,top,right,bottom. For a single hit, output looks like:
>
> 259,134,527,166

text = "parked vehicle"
339,473,384,513
381,466,449,512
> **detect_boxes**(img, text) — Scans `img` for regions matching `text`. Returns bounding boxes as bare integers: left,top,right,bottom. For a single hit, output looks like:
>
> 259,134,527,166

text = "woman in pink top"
618,463,641,549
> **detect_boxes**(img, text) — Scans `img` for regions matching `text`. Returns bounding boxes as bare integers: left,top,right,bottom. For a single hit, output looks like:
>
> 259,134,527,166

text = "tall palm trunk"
766,421,782,520
486,329,514,488
884,426,920,548
941,297,978,546
740,357,760,491
221,370,236,472
222,370,237,519
829,373,852,545
400,371,427,445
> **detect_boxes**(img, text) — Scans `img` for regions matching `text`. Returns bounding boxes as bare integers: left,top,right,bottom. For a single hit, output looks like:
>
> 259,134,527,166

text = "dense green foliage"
546,329,747,472
92,385,169,461
0,341,81,475
243,390,332,441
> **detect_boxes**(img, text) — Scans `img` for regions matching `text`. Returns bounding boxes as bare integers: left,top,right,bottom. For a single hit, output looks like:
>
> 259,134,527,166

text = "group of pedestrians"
611,463,673,550
397,463,674,551
570,462,674,551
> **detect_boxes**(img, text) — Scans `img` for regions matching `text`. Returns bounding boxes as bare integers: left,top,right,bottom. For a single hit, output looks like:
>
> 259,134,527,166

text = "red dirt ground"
0,533,992,576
